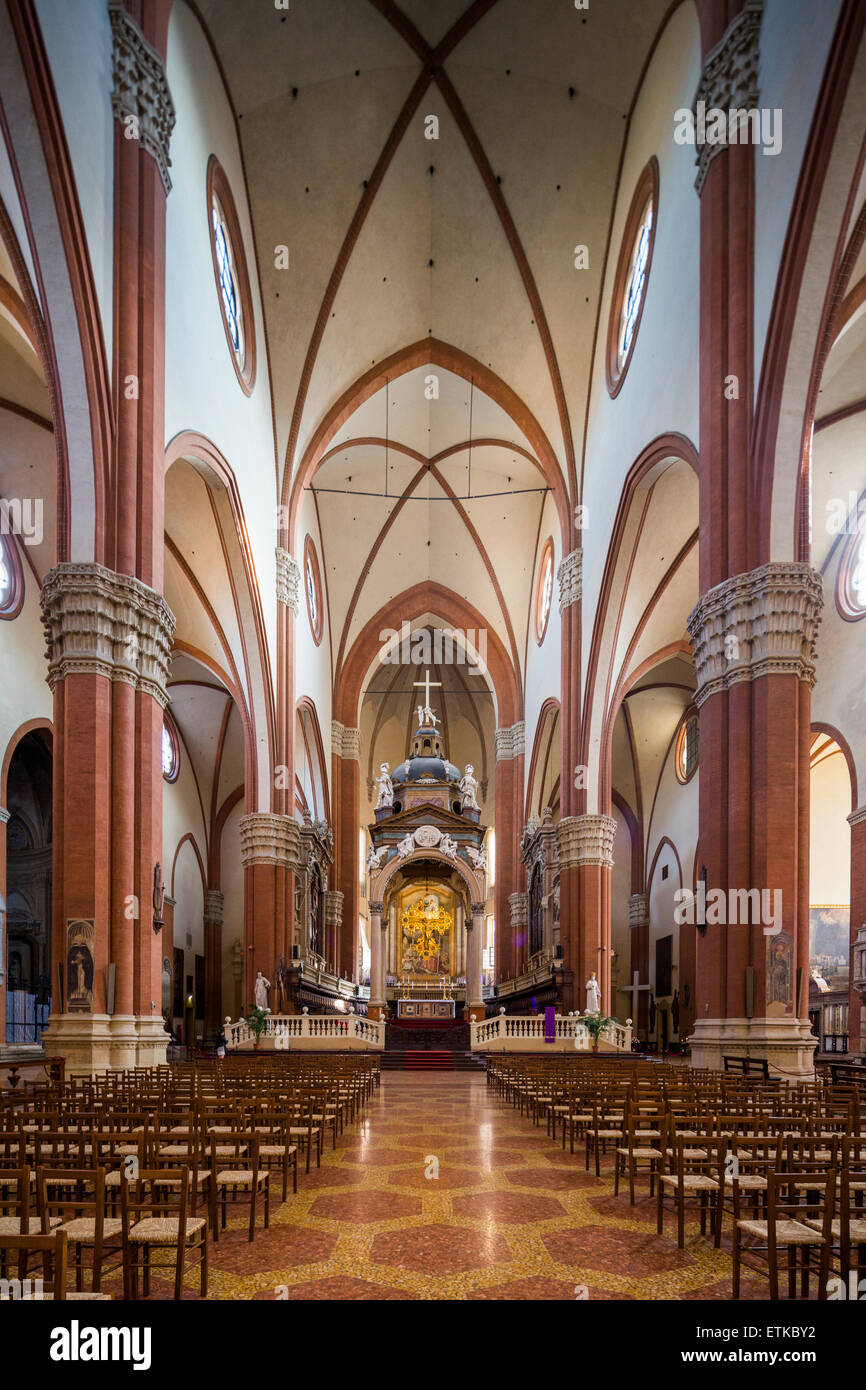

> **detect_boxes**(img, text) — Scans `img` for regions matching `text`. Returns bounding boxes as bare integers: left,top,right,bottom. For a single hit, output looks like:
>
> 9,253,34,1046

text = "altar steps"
381,1051,486,1072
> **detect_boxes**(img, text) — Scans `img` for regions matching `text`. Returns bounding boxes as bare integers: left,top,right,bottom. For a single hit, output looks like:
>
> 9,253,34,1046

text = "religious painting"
66,918,94,1013
809,906,849,969
655,934,673,998
399,892,452,975
766,930,794,1016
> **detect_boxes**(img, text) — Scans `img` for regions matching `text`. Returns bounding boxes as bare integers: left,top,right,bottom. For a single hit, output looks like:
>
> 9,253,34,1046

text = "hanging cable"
467,376,474,501
384,377,389,499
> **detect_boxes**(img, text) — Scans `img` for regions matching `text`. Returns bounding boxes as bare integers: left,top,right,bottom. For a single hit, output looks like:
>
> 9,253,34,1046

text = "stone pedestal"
41,1013,169,1076
688,1016,817,1080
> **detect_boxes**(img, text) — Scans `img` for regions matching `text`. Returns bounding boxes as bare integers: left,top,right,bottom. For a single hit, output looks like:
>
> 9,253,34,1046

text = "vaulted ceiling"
195,0,673,682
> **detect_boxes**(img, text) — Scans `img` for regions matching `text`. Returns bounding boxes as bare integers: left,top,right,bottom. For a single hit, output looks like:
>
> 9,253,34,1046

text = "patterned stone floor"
113,1072,775,1300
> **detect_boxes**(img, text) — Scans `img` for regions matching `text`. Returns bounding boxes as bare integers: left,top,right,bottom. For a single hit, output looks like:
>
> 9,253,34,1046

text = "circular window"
606,158,659,398
838,520,866,620
675,714,699,785
0,534,23,620
207,157,256,396
162,715,179,782
535,537,554,643
304,535,323,646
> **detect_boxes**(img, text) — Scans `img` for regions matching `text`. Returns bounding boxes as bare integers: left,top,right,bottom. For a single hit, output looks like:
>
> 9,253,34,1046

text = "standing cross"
413,669,442,715
622,970,652,1021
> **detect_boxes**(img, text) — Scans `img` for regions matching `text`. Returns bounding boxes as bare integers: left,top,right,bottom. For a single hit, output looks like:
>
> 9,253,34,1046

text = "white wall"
523,491,561,814
0,556,52,770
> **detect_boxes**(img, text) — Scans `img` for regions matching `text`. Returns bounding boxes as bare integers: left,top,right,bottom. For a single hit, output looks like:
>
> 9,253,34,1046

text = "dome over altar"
391,721,461,790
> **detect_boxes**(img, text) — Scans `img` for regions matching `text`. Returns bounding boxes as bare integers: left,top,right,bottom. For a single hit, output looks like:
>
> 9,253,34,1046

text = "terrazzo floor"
113,1072,776,1300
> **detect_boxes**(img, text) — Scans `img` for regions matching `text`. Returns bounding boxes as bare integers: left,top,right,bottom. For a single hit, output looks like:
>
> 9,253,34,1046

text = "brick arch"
284,338,571,549
370,847,484,911
1,718,53,805
645,834,684,897
170,832,207,902
810,720,858,813
296,695,330,822
164,431,277,810
334,583,522,730
524,698,561,823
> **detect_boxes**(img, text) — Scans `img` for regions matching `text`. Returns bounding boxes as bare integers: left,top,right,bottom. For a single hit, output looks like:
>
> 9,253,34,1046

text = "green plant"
583,1011,616,1044
245,1006,269,1041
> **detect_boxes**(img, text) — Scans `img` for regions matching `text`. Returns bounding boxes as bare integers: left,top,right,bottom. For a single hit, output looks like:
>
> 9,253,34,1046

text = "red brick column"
275,550,299,978
494,723,524,979
332,723,361,980
558,814,617,1014
203,890,224,1038
628,893,650,1038
239,814,300,1011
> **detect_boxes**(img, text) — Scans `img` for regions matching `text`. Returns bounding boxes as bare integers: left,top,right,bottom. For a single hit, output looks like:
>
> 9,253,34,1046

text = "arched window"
206,157,256,395
304,534,323,645
606,159,658,397
162,716,179,782
0,534,22,619
675,714,699,785
838,522,866,620
535,537,554,644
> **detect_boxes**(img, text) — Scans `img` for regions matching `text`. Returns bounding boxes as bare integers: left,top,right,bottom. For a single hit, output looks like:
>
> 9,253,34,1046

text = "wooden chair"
120,1167,207,1300
36,1166,122,1294
287,1092,322,1175
657,1134,724,1248
251,1113,298,1201
615,1111,666,1205
210,1134,270,1243
732,1168,836,1301
585,1104,624,1177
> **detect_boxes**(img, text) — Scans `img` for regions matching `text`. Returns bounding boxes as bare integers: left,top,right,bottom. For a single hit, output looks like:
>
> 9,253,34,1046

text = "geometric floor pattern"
110,1072,773,1300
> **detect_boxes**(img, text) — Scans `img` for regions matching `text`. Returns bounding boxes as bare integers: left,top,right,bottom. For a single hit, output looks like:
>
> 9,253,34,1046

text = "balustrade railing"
469,1014,632,1053
226,1014,385,1051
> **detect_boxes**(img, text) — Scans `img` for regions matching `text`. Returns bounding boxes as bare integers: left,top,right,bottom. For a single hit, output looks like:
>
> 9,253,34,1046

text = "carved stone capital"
693,0,763,194
0,807,9,826
470,902,486,918
494,722,525,761
324,890,343,927
204,890,224,925
369,901,384,918
848,806,866,829
276,548,301,613
108,1,176,194
509,891,529,929
332,721,361,760
628,893,649,930
557,814,617,870
558,548,582,612
239,813,301,868
40,563,176,708
687,562,823,709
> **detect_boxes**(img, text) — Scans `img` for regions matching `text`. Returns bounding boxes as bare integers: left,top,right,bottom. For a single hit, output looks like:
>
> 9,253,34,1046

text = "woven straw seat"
660,1173,718,1190
805,1217,866,1240
735,1218,822,1244
126,1216,206,1244
58,1217,122,1242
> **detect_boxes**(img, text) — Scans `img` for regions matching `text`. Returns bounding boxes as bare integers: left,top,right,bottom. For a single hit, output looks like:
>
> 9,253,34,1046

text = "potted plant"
245,1006,270,1049
583,1011,616,1053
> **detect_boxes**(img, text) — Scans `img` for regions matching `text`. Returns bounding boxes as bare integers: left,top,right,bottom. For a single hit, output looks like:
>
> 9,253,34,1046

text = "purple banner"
544,1006,556,1044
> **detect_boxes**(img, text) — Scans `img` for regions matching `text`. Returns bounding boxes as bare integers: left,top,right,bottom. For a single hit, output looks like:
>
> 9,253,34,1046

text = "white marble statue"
585,972,601,1013
416,705,425,728
366,842,385,872
466,844,487,871
439,833,458,859
460,764,479,811
424,705,439,728
254,971,271,1011
375,762,394,810
397,833,415,859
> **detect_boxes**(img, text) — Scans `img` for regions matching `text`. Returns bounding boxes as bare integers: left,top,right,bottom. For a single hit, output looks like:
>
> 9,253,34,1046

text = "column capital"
693,0,763,194
332,721,361,760
557,814,617,870
239,813,301,868
470,902,486,918
509,891,528,928
628,892,649,929
494,722,525,760
369,901,384,917
40,562,176,709
324,890,343,926
276,548,301,613
0,806,9,826
558,548,582,612
108,0,176,194
687,562,823,708
848,806,866,829
204,890,224,925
